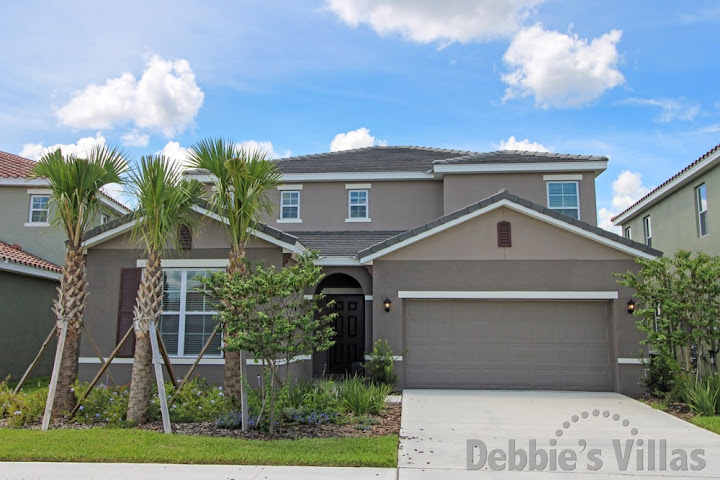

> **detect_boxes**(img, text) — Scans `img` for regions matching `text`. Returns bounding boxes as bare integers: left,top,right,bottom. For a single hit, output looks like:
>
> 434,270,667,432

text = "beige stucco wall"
621,163,720,256
443,172,599,225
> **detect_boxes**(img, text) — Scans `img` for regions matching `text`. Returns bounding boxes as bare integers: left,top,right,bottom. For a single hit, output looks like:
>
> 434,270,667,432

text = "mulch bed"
632,394,696,421
3,403,402,440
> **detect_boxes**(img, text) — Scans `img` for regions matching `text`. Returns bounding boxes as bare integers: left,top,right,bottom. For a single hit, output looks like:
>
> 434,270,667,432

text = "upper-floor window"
280,191,301,221
100,213,110,225
696,183,709,237
624,227,632,240
347,189,369,221
159,269,222,357
28,195,50,224
643,215,652,247
547,182,579,219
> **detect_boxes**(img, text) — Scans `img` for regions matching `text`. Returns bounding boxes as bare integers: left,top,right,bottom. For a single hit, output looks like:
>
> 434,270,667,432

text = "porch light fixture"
627,299,636,315
383,298,392,312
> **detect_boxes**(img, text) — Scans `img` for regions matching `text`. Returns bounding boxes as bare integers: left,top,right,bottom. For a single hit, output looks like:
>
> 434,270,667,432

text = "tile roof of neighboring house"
357,189,662,259
0,241,62,273
184,146,607,175
0,150,38,178
611,142,720,223
292,231,405,256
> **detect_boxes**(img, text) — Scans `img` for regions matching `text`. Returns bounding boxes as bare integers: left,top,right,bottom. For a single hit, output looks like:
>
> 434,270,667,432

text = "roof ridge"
274,145,480,163
436,150,608,164
611,142,720,222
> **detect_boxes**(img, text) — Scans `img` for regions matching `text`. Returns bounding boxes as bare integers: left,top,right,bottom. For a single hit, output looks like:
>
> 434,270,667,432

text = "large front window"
159,269,222,357
547,182,579,219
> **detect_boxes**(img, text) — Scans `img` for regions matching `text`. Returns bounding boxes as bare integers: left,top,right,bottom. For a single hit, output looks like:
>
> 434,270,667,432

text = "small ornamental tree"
616,250,720,382
201,251,336,432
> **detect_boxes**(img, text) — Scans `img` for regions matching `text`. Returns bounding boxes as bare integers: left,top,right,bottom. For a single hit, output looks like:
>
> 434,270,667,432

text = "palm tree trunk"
224,248,247,405
127,250,164,423
51,245,87,415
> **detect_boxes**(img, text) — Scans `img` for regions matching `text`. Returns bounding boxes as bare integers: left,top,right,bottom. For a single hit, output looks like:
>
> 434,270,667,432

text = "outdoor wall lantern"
383,298,392,312
627,299,636,315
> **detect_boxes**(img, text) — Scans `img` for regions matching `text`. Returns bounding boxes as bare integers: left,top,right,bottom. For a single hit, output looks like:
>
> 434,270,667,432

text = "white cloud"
324,0,542,45
330,127,386,152
622,97,700,122
497,135,551,152
20,132,107,160
121,129,150,147
156,141,191,171
597,170,651,233
57,55,204,137
502,25,625,108
238,140,289,159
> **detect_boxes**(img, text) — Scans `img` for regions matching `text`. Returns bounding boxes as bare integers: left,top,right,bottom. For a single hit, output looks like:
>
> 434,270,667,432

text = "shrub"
684,377,719,416
283,406,338,425
339,375,391,416
73,382,129,424
0,379,46,427
149,377,230,423
641,353,679,397
365,339,398,387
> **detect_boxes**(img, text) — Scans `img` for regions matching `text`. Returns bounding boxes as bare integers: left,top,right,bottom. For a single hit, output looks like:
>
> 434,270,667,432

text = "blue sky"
1,0,719,229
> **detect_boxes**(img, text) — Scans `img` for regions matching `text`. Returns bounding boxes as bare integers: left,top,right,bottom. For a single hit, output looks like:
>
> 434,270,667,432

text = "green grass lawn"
690,416,720,435
0,428,398,467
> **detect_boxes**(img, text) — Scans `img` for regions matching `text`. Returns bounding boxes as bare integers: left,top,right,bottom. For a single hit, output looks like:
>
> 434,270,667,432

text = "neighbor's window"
159,269,222,357
624,227,632,240
547,182,579,219
100,213,110,225
348,190,369,219
280,191,300,220
28,195,49,223
696,184,709,237
643,216,652,247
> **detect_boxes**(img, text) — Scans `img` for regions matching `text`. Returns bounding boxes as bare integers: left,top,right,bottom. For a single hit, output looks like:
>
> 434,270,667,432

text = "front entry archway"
313,273,365,377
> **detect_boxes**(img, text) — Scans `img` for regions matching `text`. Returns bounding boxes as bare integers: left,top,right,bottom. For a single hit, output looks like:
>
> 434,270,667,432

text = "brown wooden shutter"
116,268,141,357
178,225,192,250
497,221,512,247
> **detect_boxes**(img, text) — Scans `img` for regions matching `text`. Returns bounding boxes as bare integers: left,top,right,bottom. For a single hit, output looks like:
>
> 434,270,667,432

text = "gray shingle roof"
357,189,662,259
436,150,608,165
293,231,405,256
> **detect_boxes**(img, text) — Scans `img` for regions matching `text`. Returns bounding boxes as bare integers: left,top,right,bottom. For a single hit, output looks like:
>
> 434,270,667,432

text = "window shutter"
497,221,512,247
178,225,192,250
116,268,141,357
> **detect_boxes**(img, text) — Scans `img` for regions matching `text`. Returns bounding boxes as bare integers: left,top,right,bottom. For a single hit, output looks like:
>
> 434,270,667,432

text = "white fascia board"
314,256,361,266
137,258,229,268
100,196,131,214
398,291,619,300
360,199,656,263
0,261,60,280
612,151,720,225
82,220,137,248
434,162,608,174
0,178,48,186
190,205,305,255
280,172,434,182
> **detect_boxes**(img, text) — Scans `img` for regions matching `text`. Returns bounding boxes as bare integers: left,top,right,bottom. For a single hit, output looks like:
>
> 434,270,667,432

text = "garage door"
404,300,612,390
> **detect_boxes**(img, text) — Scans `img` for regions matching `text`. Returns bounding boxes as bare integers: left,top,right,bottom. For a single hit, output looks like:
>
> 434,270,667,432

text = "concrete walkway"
399,390,720,479
0,462,397,480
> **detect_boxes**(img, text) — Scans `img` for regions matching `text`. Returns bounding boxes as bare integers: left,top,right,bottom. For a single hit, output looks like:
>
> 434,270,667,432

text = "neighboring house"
0,150,130,379
612,143,720,256
80,146,660,394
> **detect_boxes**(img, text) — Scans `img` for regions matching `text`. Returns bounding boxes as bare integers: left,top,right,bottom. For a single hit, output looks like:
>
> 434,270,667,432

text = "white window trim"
398,290,619,300
137,259,228,268
546,181,580,220
345,183,372,189
624,226,632,240
27,194,50,225
279,190,301,221
543,174,583,181
100,213,110,225
643,215,652,246
347,189,369,221
26,188,52,195
277,184,303,191
697,183,709,237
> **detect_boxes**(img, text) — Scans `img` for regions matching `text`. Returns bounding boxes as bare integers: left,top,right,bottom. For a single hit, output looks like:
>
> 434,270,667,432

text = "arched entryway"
312,273,365,377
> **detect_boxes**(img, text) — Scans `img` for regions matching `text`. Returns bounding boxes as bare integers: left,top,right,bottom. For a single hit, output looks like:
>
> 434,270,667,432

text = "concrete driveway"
399,390,720,479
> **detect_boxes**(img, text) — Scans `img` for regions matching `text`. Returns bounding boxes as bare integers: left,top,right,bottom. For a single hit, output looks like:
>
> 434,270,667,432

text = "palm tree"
125,156,204,423
34,146,129,414
187,138,282,405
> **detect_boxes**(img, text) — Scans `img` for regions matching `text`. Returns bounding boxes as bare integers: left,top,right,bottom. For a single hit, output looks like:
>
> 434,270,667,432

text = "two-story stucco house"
79,146,660,394
0,150,129,379
612,143,719,256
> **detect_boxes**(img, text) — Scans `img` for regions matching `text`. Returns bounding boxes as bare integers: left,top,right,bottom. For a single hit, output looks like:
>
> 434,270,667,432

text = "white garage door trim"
398,290,619,300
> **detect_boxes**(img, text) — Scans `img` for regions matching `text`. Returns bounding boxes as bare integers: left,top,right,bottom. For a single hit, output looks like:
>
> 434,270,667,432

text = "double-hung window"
624,227,632,240
159,269,222,357
643,216,652,247
696,183,709,237
279,191,301,221
547,182,579,219
347,190,369,220
28,195,50,224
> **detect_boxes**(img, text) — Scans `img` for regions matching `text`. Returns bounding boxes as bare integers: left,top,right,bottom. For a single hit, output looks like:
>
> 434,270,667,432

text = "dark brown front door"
326,294,365,375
